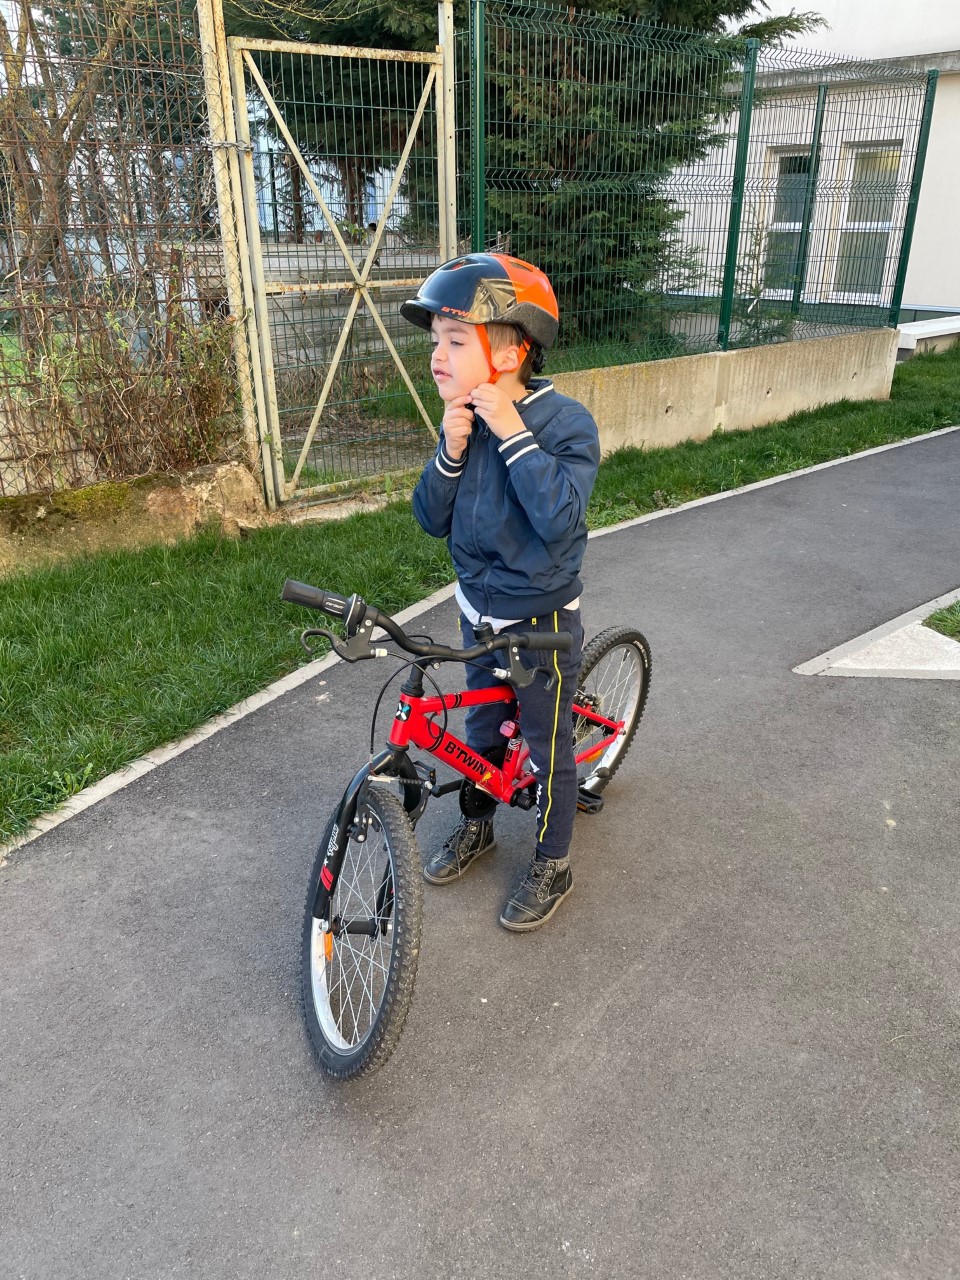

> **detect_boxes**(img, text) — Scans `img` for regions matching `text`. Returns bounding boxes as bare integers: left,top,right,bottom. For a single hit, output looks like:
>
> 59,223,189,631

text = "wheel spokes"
311,814,396,1052
575,644,643,774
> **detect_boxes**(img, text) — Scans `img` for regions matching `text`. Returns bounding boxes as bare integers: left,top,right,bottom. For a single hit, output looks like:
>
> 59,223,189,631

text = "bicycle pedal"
577,787,604,815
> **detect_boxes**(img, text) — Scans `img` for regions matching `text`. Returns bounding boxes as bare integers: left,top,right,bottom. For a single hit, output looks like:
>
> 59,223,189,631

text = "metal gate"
203,4,456,507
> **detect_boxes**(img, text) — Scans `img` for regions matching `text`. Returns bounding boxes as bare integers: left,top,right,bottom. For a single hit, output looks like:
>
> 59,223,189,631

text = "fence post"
469,0,486,252
197,0,273,504
437,0,458,258
888,68,939,329
717,38,760,350
791,82,828,316
267,150,280,245
227,40,285,505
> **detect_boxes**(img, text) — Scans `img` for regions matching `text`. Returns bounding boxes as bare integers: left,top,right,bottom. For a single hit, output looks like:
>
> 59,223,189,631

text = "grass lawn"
924,602,960,642
0,512,452,845
3,343,960,846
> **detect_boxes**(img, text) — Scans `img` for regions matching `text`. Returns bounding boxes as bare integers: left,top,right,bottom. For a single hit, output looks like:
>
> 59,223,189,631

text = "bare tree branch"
61,0,145,147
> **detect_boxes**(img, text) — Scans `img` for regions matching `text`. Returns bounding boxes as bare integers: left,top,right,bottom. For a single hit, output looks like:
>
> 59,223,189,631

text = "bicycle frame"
388,683,624,807
289,576,652,1077
310,679,624,923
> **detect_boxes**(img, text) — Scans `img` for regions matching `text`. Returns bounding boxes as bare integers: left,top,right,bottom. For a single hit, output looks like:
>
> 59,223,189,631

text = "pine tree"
226,0,822,341
475,1,823,343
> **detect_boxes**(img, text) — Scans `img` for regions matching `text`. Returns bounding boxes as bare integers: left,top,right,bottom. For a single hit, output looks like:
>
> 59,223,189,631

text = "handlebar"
281,580,367,632
281,579,572,675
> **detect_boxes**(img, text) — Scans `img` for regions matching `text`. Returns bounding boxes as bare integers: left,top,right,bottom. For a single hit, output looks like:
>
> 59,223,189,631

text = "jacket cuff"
435,440,466,479
497,430,538,467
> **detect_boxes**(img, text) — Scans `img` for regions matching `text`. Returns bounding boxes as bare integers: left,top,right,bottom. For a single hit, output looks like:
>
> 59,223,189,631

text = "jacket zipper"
472,420,493,614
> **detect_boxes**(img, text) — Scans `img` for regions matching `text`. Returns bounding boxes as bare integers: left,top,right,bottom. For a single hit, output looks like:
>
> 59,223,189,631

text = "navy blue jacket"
412,380,601,619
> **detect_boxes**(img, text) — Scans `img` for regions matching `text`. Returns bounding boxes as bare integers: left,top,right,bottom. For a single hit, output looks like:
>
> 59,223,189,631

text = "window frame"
829,142,904,305
761,148,814,301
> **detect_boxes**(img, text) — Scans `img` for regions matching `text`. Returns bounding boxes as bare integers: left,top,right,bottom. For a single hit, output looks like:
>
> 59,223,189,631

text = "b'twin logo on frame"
442,740,486,776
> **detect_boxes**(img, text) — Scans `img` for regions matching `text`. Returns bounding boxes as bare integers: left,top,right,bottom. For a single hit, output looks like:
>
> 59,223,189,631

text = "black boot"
423,817,496,885
499,855,573,931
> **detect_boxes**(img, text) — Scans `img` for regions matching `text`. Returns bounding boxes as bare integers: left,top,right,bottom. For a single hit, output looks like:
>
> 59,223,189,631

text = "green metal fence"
0,0,941,502
463,0,938,368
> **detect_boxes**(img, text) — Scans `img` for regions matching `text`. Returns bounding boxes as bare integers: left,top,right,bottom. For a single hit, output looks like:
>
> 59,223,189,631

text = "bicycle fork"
311,748,399,929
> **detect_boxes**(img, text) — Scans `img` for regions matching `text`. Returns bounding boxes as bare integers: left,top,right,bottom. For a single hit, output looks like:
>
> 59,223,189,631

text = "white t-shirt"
455,581,579,634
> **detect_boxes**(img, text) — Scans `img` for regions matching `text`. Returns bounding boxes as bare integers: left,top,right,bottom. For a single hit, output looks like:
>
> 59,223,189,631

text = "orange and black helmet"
400,253,560,350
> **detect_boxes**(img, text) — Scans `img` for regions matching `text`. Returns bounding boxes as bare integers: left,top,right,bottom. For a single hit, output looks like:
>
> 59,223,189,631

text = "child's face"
429,315,493,402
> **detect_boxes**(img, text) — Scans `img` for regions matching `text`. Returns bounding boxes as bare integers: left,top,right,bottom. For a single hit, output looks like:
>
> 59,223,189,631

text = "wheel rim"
574,642,644,784
309,811,396,1055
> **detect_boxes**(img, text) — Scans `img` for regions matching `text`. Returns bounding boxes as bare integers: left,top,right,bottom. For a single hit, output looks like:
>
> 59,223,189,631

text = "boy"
401,253,601,931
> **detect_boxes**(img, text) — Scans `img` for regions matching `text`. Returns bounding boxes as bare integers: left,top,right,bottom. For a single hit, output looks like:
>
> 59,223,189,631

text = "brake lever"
523,665,559,691
299,627,329,656
493,640,544,690
299,624,387,662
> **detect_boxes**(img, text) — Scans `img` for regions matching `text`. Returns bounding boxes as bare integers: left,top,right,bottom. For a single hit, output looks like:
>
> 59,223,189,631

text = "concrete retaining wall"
911,332,960,357
3,329,902,574
897,317,960,358
554,328,900,457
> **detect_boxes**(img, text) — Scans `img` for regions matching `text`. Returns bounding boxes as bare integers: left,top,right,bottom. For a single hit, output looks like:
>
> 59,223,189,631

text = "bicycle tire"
300,785,422,1080
574,627,651,794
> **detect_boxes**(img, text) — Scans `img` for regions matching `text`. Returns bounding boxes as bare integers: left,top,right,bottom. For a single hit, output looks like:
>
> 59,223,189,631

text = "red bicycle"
282,579,651,1080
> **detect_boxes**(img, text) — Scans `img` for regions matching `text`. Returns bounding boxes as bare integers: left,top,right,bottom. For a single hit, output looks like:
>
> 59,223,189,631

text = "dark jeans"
459,607,584,861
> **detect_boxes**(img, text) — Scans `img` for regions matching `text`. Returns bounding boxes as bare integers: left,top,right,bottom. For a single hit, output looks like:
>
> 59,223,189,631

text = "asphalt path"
3,432,960,1280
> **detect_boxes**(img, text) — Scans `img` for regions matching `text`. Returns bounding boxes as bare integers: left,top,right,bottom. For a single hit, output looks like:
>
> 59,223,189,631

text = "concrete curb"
4,423,959,862
1,583,456,862
793,585,960,680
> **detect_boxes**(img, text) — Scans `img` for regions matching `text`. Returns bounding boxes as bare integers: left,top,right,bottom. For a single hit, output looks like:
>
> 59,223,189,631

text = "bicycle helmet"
401,253,559,380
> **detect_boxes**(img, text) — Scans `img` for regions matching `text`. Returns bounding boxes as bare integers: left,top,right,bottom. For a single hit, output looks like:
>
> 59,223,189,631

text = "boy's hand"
469,382,526,442
441,395,475,459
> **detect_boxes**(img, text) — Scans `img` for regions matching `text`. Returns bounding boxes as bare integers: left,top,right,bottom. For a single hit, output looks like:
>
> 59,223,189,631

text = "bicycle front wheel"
574,627,651,794
301,785,422,1081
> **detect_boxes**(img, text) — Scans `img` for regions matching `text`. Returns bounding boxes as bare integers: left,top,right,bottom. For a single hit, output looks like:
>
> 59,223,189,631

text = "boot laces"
518,857,552,897
446,817,484,855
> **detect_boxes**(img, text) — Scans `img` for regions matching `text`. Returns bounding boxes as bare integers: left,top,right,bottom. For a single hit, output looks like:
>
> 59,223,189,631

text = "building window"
833,146,901,297
764,153,811,293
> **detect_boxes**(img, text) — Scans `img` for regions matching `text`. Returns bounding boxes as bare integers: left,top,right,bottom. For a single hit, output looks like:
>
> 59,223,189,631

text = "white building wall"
764,0,960,311
901,71,960,310
666,79,926,312
762,0,959,60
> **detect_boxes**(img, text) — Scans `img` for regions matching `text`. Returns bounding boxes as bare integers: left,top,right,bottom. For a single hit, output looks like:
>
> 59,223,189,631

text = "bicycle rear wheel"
574,627,651,794
301,785,422,1080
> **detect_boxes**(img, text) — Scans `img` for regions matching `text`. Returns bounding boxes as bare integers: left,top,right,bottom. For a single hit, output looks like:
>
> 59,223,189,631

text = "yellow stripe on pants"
537,611,564,847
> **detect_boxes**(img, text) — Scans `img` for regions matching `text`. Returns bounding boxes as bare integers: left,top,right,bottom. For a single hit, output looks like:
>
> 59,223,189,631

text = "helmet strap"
477,324,532,386
476,323,499,384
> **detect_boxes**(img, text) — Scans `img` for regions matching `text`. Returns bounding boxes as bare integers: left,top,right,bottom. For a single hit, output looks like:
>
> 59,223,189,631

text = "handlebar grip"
527,632,573,652
281,579,350,617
